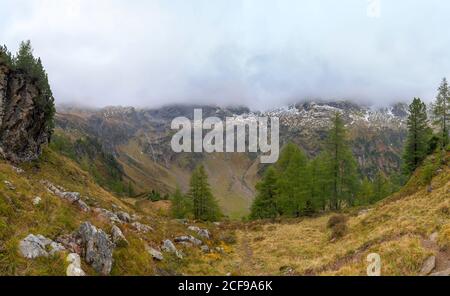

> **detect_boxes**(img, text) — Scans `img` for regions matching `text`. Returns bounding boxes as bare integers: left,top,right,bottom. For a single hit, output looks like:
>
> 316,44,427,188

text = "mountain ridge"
54,100,408,218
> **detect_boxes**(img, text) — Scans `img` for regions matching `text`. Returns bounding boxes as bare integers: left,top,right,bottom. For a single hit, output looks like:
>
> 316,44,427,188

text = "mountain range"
55,101,409,218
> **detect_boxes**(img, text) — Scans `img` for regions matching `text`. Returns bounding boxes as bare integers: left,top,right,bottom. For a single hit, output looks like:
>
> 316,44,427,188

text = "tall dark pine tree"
403,98,429,174
188,165,221,221
0,45,13,67
323,112,359,210
15,40,35,73
250,167,279,220
432,78,449,149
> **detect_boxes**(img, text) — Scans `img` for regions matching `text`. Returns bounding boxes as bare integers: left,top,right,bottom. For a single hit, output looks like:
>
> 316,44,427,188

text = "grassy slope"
0,148,221,275
1,145,448,276
118,139,259,219
183,153,449,275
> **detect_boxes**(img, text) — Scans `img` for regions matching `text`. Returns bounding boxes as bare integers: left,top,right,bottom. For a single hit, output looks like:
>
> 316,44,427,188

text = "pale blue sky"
1,0,449,109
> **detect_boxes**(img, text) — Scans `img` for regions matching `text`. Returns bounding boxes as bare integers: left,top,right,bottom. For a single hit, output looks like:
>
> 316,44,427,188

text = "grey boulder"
19,234,65,259
77,222,114,275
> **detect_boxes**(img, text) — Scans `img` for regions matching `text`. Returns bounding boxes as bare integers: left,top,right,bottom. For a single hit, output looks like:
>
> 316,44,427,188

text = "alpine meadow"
0,0,449,285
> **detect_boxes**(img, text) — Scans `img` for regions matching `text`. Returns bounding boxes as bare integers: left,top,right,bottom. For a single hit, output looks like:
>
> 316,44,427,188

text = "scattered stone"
131,214,141,221
162,240,183,259
201,245,210,253
178,242,193,248
94,208,121,224
56,234,82,254
358,209,372,216
131,222,153,233
430,268,450,276
188,226,200,232
175,219,188,225
429,232,439,242
3,181,15,190
420,256,436,275
49,241,66,255
174,235,202,246
215,247,225,254
61,192,81,203
77,222,114,275
146,246,164,261
42,180,90,212
66,253,86,276
116,211,131,223
32,196,42,206
19,234,49,259
19,234,65,259
111,225,129,247
77,199,90,213
198,229,210,240
11,166,24,174
279,265,295,275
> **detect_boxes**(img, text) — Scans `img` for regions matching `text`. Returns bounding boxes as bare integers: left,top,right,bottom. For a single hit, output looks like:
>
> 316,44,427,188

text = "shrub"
327,215,348,240
327,214,348,229
330,222,348,240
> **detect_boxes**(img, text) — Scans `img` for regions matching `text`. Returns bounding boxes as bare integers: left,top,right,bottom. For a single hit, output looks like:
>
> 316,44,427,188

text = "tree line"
169,75,449,222
250,78,449,220
403,78,450,175
171,165,222,221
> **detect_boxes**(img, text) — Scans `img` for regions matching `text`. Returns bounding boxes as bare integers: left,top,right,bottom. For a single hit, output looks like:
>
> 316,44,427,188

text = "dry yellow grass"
184,154,449,276
0,148,212,275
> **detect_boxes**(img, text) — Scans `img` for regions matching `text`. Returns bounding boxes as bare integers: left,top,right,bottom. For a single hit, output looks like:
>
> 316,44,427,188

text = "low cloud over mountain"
1,0,449,109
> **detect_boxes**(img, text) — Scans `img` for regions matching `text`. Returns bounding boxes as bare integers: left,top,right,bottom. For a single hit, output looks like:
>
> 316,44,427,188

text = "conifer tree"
432,78,449,149
250,167,279,220
0,45,13,67
323,112,359,210
275,143,309,217
188,165,221,221
372,172,393,202
306,153,330,212
403,98,429,174
357,177,374,205
15,40,35,73
171,187,192,219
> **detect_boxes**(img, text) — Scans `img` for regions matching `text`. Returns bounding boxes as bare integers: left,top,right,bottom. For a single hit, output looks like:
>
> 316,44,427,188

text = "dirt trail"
238,228,261,275
421,234,450,274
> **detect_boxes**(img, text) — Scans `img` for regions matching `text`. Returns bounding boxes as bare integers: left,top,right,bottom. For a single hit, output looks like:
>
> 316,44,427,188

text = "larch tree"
188,165,221,221
275,143,309,217
250,167,279,220
323,112,359,210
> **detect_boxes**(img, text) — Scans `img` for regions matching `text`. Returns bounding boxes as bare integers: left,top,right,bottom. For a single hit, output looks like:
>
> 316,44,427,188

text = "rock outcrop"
76,222,114,275
111,225,129,247
19,234,65,259
162,239,183,259
0,63,53,162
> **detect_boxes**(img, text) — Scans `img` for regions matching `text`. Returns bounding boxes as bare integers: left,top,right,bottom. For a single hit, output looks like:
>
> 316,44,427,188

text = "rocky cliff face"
0,63,52,162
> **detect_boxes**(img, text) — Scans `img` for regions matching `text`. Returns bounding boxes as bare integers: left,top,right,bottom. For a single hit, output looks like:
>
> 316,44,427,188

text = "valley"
54,101,408,218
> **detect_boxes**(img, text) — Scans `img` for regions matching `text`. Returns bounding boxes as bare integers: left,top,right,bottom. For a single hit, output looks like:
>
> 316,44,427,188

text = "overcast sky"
1,0,449,110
